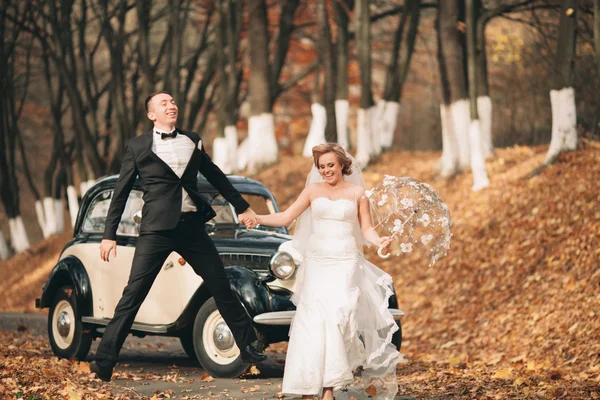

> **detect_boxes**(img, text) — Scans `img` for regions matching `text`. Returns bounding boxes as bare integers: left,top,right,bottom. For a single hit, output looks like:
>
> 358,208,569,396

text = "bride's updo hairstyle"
312,143,353,176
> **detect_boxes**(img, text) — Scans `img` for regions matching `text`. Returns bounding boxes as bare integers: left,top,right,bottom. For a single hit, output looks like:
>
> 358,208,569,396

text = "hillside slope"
1,143,599,397
254,142,600,397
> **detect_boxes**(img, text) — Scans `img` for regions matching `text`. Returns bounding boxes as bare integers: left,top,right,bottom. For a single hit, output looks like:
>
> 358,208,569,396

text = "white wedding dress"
282,197,402,399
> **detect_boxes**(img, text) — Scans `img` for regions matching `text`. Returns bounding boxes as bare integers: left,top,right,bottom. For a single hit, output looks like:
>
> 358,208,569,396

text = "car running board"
253,309,405,326
81,317,169,334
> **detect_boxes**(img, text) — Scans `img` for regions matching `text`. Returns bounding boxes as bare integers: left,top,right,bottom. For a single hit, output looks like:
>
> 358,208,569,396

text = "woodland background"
1,0,598,251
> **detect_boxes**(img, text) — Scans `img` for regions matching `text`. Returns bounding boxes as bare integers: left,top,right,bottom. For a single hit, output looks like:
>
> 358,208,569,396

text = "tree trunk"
316,0,338,143
334,0,354,149
247,0,278,172
356,0,377,166
303,69,327,157
8,217,30,253
544,0,578,165
214,0,239,173
271,0,301,104
303,103,328,157
595,0,600,68
54,168,66,233
436,7,459,177
380,0,421,150
476,0,494,159
438,0,470,174
466,0,489,191
0,232,9,260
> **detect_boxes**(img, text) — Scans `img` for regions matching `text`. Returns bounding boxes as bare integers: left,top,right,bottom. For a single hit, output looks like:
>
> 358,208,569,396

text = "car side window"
82,190,144,236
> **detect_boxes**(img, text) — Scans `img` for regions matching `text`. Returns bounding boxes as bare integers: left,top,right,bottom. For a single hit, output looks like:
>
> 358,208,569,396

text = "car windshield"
203,193,286,234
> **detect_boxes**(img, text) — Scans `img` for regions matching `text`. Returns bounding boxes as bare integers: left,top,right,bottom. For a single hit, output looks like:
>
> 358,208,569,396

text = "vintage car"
36,174,404,377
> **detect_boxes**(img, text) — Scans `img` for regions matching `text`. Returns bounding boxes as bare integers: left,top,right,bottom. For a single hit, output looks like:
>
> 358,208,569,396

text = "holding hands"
239,208,258,229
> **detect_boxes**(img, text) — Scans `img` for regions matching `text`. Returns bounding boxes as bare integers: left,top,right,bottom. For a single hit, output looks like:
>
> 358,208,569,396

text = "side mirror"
133,210,142,224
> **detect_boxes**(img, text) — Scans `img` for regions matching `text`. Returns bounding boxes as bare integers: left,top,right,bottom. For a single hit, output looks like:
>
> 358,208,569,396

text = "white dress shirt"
152,127,197,212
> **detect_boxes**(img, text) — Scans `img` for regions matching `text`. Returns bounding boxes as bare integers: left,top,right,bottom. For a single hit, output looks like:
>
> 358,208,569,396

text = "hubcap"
213,321,235,351
57,311,71,338
52,299,75,350
202,310,240,365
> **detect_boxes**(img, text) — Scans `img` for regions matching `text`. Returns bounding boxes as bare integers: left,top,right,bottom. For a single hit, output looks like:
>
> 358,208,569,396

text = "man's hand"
238,208,258,229
100,239,117,262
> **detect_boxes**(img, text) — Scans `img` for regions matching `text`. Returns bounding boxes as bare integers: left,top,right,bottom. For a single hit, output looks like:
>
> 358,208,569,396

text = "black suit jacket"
103,130,249,240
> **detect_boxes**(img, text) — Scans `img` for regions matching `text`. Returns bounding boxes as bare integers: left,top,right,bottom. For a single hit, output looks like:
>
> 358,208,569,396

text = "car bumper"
253,309,405,325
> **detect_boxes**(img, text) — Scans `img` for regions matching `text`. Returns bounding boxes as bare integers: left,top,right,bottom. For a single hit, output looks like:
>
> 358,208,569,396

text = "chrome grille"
220,253,271,271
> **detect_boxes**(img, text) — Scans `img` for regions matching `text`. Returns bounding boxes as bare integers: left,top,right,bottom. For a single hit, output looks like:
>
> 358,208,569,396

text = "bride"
248,143,402,400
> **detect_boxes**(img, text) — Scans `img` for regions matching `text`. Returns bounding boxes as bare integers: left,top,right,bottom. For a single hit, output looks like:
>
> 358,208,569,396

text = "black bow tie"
157,130,177,139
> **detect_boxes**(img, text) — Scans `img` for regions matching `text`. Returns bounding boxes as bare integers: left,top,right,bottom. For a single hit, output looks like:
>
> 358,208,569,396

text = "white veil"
290,153,402,400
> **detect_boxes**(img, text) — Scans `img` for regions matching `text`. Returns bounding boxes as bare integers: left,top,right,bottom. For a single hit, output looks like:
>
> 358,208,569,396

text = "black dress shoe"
240,344,267,363
90,361,113,382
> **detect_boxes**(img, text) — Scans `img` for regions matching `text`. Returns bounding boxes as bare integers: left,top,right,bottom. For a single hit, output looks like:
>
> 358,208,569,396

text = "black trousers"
95,213,256,368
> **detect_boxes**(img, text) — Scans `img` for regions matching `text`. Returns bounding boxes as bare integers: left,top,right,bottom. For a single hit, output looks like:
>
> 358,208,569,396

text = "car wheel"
392,320,403,350
192,298,250,378
48,286,92,360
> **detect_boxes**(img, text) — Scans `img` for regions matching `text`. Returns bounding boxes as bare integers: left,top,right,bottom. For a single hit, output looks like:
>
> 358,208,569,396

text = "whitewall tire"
48,286,92,360
192,298,250,378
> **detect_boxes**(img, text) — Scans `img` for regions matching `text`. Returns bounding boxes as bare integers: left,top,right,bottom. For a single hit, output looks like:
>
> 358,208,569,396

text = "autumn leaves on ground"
1,143,600,399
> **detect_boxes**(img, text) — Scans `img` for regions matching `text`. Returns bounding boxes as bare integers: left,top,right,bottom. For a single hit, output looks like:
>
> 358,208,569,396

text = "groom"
90,91,265,382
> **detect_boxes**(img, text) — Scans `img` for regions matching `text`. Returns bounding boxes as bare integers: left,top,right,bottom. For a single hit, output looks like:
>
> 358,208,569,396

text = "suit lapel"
178,130,201,177
141,131,180,179
141,129,200,179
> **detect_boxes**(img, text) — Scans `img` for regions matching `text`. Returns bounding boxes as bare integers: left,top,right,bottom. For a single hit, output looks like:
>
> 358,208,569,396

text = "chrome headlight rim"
269,251,296,280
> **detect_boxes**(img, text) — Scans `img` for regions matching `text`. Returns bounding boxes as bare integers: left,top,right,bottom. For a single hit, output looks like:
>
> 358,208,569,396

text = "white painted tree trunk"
80,179,96,198
0,232,9,260
377,100,400,150
43,197,57,237
67,185,79,228
8,216,30,253
212,137,232,174
437,104,459,177
451,99,471,170
368,106,382,158
303,103,327,157
469,119,490,191
247,113,278,172
544,87,578,164
225,126,238,173
356,108,371,167
236,138,250,172
55,199,65,233
80,182,88,197
477,96,494,159
35,200,48,239
335,100,350,150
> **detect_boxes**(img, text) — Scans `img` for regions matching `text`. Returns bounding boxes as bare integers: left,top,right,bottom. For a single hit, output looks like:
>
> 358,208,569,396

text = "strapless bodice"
306,197,359,258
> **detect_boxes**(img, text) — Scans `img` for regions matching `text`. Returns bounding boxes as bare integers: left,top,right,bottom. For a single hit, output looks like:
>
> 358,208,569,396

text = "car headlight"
270,251,296,280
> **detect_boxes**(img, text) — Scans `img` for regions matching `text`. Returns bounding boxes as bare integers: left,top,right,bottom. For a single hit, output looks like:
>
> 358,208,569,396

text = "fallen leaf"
494,367,513,379
200,373,214,382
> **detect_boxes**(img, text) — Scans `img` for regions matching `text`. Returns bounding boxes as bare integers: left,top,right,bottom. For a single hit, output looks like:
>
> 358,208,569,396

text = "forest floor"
1,141,600,399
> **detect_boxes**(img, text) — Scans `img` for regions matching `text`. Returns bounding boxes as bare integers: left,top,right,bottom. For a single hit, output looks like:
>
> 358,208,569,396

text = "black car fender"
171,266,272,333
38,256,93,316
225,266,271,318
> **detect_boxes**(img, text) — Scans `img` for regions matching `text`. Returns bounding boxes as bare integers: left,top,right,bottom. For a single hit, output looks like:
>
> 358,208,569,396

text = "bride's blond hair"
312,143,353,175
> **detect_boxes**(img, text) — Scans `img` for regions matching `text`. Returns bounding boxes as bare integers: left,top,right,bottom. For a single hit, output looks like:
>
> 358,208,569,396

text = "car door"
78,189,190,325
